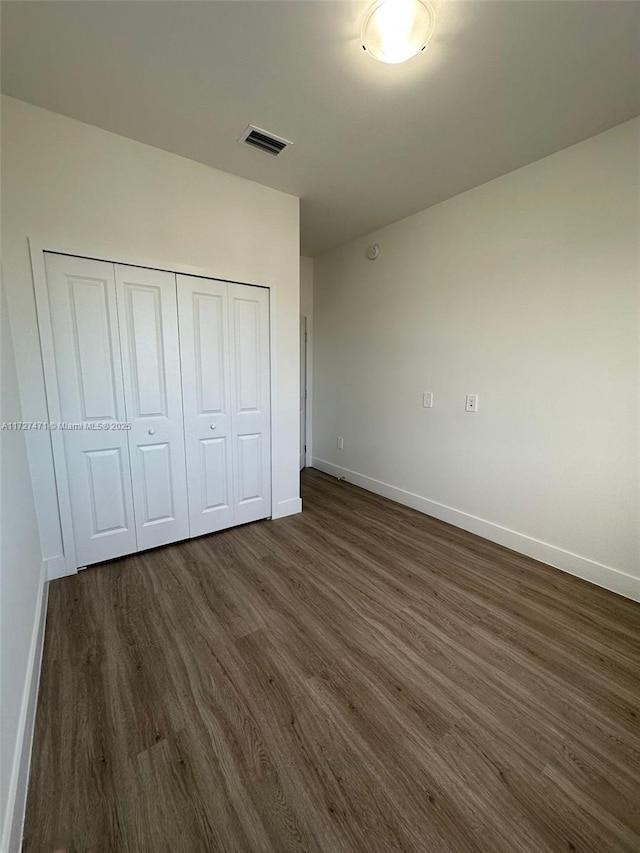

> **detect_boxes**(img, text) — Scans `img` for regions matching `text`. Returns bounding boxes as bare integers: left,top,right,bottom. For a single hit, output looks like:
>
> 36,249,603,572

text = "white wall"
300,256,314,466
0,278,48,853
313,118,640,600
1,96,301,575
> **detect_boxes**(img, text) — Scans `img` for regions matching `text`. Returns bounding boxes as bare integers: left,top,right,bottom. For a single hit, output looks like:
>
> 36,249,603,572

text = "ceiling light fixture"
361,0,436,64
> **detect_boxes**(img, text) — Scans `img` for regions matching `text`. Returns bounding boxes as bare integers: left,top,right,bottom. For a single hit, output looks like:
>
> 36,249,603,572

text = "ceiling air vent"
239,125,293,156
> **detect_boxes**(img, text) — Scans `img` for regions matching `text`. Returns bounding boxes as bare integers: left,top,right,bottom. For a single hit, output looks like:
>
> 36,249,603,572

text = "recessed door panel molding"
68,276,120,421
237,433,262,504
84,448,129,536
123,283,168,418
44,253,137,566
178,275,235,536
138,443,175,525
200,437,231,513
229,283,271,525
115,265,189,551
194,292,227,415
234,298,261,413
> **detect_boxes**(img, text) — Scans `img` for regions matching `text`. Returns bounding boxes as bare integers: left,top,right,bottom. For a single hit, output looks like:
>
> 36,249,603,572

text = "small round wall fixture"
361,0,437,64
367,244,380,260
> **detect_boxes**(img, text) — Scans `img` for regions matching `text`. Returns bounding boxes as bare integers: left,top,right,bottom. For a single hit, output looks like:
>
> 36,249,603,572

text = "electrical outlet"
422,392,433,408
337,436,344,450
465,394,478,412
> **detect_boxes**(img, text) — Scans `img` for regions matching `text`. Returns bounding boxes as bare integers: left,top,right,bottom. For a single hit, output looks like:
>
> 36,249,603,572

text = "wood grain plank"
24,469,640,852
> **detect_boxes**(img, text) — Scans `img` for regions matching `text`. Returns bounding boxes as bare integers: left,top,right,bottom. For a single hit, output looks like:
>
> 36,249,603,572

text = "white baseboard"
312,458,639,603
44,554,73,581
1,562,48,853
272,497,303,520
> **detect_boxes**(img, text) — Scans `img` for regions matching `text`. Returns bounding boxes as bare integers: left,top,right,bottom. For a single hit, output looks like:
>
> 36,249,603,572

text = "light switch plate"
422,392,433,408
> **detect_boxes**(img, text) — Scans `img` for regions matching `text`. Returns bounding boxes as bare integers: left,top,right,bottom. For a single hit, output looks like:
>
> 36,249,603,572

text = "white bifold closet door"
177,275,271,536
44,253,271,568
114,264,189,551
45,254,137,566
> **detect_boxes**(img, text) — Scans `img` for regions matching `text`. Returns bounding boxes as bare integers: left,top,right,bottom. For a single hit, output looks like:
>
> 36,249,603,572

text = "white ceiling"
2,1,639,256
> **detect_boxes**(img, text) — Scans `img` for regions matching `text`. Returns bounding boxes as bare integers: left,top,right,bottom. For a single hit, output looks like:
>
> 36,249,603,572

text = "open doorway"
300,315,307,470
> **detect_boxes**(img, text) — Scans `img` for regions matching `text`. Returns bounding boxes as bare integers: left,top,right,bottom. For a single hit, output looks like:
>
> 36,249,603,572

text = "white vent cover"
239,125,293,156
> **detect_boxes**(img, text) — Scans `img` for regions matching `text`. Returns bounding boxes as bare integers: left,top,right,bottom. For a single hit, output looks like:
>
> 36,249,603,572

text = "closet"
43,252,271,569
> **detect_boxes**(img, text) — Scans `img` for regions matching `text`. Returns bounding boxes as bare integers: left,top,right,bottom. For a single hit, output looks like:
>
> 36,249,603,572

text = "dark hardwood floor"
24,469,640,852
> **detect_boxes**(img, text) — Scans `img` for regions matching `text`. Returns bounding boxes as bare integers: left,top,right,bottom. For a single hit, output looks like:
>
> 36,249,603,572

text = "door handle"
148,428,156,435
210,424,217,430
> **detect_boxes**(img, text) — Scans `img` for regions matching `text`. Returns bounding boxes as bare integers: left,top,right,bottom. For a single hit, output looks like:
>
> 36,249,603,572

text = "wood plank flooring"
24,469,640,852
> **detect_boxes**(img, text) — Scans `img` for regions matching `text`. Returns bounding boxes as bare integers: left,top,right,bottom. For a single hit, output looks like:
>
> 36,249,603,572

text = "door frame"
299,315,307,471
29,236,275,577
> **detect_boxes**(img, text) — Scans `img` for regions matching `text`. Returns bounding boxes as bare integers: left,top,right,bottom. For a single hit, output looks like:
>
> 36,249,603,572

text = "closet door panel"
44,253,137,566
138,442,174,520
237,433,263,504
115,265,189,550
84,448,130,535
201,436,231,512
177,275,234,536
229,283,271,524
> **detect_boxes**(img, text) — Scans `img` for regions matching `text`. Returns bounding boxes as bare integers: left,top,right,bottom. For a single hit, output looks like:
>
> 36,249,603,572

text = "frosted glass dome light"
361,0,436,64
